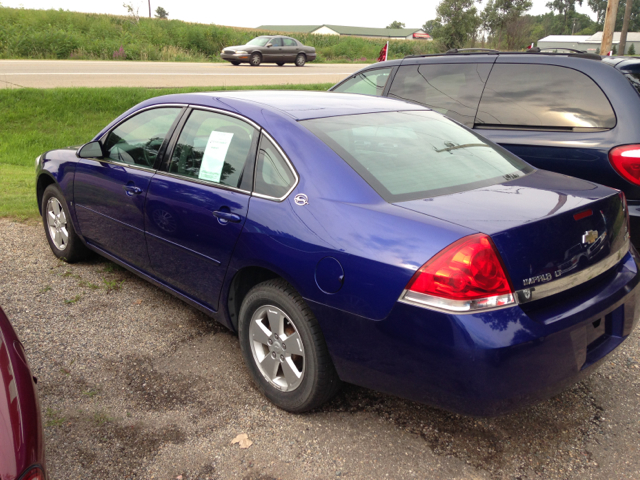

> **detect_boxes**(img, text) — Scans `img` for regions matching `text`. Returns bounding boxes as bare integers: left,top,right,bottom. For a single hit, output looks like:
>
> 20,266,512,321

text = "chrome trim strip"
77,156,157,173
251,130,300,202
515,238,630,304
97,103,187,142
187,105,262,131
151,170,251,195
398,290,515,314
145,231,222,265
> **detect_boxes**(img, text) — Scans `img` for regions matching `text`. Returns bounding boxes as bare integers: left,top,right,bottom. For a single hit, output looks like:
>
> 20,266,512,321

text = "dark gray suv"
331,51,640,244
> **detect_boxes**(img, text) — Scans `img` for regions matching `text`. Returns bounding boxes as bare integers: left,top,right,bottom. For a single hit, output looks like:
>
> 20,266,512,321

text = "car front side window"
168,110,258,189
270,38,283,47
332,68,393,97
102,108,181,167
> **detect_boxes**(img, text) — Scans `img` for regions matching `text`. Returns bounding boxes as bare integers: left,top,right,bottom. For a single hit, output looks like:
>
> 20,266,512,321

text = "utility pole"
148,0,152,18
619,0,634,55
600,0,621,55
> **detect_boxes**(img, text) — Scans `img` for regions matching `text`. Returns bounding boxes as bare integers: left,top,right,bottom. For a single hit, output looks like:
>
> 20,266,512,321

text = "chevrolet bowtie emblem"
582,230,598,245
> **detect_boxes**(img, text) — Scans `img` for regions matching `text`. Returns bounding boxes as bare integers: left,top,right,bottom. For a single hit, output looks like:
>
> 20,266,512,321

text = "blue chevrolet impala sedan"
35,91,639,415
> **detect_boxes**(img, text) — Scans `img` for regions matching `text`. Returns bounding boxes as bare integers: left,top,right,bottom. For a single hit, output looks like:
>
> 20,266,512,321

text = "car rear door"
144,107,259,310
73,107,183,268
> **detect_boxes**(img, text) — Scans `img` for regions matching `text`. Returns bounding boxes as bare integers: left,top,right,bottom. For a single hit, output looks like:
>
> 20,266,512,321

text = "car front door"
265,37,284,63
74,107,183,268
144,108,258,310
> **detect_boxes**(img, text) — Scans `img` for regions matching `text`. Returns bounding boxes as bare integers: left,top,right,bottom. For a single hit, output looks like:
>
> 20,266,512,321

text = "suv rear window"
303,111,533,203
476,64,616,131
387,63,491,127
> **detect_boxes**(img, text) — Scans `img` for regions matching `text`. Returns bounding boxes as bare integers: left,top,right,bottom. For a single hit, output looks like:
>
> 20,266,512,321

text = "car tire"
295,53,306,67
276,62,285,66
249,53,262,66
41,184,90,263
238,279,341,412
231,61,240,66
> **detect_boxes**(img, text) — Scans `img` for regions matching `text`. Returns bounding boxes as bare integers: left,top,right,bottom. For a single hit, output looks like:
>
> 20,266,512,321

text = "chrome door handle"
123,185,143,196
212,210,242,224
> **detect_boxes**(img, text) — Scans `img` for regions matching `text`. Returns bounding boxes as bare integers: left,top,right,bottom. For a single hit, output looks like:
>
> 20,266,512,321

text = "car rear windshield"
625,73,640,96
302,111,533,203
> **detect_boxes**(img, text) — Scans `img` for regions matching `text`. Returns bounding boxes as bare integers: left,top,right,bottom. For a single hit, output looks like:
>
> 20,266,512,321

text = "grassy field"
0,7,442,63
0,83,332,220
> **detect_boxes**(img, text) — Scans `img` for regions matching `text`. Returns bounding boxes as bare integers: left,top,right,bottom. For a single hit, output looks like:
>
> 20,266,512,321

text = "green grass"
0,83,332,219
0,7,443,62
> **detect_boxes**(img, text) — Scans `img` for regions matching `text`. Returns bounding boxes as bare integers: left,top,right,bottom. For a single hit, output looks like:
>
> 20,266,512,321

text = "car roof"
150,91,428,121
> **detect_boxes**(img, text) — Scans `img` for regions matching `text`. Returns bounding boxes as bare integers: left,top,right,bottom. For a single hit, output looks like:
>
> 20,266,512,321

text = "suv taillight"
400,234,515,313
609,145,640,185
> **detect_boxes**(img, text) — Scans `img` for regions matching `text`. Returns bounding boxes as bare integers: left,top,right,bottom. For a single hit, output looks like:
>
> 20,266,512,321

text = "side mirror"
266,44,272,48
77,141,104,159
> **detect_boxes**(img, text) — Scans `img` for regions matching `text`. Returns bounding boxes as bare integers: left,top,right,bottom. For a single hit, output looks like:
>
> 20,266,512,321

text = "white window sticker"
198,131,234,182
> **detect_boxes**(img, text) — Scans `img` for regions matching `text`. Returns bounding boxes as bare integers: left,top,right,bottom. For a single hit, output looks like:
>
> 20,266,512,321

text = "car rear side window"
332,68,393,97
283,38,297,46
387,63,491,127
303,111,533,203
168,110,257,189
254,136,296,200
476,64,616,131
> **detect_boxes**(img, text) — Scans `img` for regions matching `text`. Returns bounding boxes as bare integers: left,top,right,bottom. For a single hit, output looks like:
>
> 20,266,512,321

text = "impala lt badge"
582,230,598,245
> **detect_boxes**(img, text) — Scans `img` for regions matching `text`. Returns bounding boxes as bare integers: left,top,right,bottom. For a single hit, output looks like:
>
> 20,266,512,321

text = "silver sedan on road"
221,35,317,67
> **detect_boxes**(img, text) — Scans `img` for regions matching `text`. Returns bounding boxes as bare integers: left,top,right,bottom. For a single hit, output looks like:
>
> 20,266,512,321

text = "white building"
538,32,640,54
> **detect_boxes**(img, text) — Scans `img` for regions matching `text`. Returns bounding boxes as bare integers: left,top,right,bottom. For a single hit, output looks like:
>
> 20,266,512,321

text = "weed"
83,388,100,397
100,263,125,273
40,285,52,293
45,408,65,427
78,280,100,289
64,295,81,304
93,410,114,426
103,278,125,293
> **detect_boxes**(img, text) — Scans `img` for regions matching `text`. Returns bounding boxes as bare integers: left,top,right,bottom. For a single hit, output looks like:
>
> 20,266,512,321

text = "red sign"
413,32,431,39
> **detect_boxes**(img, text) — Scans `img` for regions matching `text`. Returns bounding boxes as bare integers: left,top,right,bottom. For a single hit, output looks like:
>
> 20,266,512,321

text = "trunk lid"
395,170,629,295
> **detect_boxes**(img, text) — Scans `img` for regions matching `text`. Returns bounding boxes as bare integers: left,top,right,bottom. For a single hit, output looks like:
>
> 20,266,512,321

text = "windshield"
246,37,270,47
303,111,534,202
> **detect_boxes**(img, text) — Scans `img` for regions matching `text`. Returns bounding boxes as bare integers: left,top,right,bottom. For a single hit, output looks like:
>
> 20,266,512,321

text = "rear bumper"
309,250,640,416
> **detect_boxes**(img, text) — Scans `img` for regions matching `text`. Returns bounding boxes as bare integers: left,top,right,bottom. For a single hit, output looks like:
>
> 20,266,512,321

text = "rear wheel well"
36,174,56,214
227,267,281,331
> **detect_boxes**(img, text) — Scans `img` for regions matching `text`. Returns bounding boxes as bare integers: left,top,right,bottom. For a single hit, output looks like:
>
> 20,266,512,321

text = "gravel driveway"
1,218,639,480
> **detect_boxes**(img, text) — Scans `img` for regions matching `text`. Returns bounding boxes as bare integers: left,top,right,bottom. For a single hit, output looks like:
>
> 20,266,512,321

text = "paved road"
0,60,365,89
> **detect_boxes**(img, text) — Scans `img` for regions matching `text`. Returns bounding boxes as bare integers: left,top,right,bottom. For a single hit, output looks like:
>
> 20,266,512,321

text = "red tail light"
20,466,45,480
609,145,640,185
401,234,515,313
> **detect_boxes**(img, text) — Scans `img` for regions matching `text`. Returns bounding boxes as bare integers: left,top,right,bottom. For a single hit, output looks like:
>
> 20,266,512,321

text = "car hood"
224,45,251,51
395,169,629,294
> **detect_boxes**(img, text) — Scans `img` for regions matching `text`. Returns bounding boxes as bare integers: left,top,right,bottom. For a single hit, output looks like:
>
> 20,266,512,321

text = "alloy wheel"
249,305,305,391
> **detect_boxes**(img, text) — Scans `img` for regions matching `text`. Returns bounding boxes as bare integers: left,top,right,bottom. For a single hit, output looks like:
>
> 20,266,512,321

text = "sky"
1,0,596,29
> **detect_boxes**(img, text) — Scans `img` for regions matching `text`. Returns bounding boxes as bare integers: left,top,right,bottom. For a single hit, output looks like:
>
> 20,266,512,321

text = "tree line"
422,0,639,50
